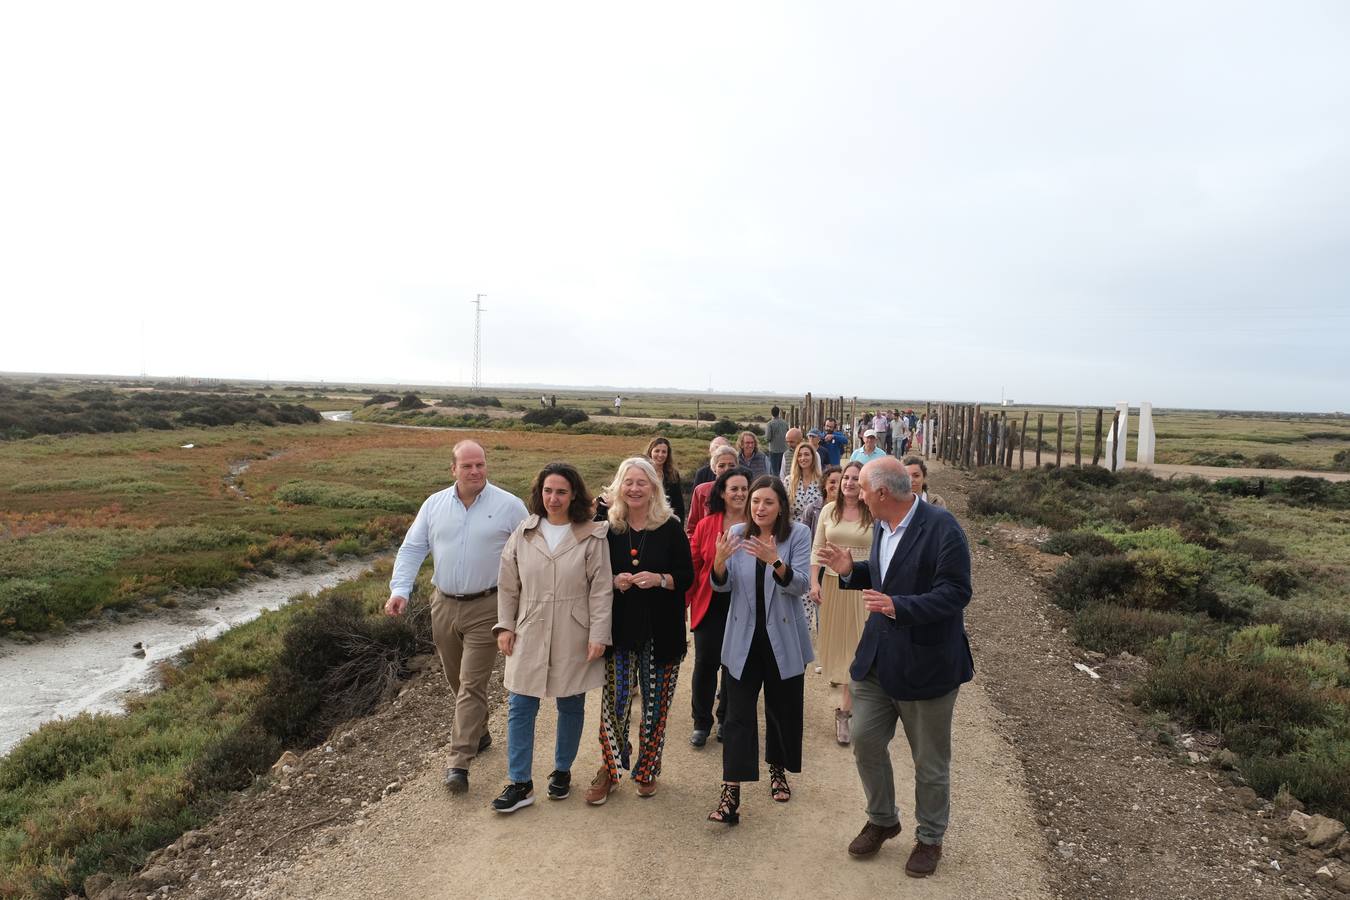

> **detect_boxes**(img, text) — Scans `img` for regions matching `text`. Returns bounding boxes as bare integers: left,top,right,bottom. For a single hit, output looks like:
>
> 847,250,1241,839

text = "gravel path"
135,461,1345,900
254,648,1051,899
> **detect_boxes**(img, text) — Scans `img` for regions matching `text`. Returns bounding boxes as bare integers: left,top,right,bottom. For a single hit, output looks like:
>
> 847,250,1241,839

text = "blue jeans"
507,692,586,784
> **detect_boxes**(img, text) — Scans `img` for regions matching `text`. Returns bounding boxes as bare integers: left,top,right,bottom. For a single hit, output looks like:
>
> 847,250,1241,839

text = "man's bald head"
785,427,803,446
858,456,912,520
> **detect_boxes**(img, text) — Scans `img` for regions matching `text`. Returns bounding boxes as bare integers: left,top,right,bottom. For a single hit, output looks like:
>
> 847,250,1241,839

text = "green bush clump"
1250,560,1299,599
1071,604,1208,655
1042,530,1120,557
521,407,588,426
396,393,427,410
439,395,501,408
711,418,742,436
1333,449,1350,471
363,393,399,406
1047,554,1137,610
274,481,417,513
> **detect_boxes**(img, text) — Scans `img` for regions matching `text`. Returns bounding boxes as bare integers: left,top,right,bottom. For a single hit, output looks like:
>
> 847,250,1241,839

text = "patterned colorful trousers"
599,641,679,784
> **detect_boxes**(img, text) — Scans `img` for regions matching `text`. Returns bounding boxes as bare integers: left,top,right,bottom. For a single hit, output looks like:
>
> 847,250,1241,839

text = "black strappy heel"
708,783,740,825
769,765,791,802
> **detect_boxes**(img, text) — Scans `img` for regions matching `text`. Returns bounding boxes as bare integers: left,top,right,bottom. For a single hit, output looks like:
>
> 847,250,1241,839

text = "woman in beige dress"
809,459,873,745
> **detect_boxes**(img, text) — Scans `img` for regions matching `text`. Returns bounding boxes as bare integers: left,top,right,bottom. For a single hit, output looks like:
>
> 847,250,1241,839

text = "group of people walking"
386,410,973,879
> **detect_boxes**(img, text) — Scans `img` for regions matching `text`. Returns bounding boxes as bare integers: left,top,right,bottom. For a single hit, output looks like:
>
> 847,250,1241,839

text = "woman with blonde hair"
809,459,874,745
491,462,611,812
645,436,686,524
786,440,824,524
584,457,694,805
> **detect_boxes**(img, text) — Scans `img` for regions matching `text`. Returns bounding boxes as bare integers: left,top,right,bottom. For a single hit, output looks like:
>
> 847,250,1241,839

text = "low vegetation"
0,384,320,440
0,564,430,898
972,466,1350,820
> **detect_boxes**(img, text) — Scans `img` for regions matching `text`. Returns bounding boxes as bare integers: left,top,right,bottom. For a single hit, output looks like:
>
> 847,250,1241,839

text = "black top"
691,465,715,489
663,478,687,525
607,517,694,664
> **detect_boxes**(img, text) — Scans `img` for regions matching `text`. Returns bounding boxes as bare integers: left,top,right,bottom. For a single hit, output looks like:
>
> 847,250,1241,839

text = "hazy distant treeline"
0,385,321,440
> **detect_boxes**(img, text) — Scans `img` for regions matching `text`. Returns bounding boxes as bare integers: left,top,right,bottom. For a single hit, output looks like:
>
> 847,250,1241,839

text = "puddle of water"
0,559,376,756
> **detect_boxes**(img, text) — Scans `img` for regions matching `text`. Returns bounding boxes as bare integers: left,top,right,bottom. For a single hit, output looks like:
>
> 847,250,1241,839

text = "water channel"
0,559,375,755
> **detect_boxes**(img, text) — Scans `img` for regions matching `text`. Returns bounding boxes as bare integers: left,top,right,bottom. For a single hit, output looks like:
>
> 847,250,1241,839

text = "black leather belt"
444,586,497,602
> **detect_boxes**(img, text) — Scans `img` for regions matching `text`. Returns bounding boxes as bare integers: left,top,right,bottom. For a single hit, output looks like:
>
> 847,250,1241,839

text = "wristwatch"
772,559,785,572
658,574,668,589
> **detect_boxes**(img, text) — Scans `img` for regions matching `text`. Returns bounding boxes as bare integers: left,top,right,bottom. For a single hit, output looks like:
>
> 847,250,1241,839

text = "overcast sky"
2,2,1347,411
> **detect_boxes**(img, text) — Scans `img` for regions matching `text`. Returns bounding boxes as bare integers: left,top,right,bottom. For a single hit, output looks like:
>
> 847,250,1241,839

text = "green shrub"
1071,604,1206,655
1047,554,1137,610
521,407,588,426
1253,452,1293,469
364,393,398,406
1042,530,1120,557
711,418,742,436
274,481,417,513
1250,560,1299,599
396,393,427,410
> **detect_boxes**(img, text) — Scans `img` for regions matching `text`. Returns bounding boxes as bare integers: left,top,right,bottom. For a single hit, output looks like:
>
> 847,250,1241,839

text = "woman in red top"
686,466,751,747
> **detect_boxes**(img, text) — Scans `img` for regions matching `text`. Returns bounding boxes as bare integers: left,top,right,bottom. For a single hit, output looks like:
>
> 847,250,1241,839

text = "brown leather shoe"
848,821,902,857
905,841,943,877
636,778,657,798
584,766,617,806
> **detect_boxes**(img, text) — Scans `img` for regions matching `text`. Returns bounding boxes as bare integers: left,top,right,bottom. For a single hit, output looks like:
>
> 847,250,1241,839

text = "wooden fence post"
1109,410,1120,472
923,402,931,458
1035,413,1044,467
1074,409,1083,467
1019,411,1028,469
1092,408,1103,466
1055,412,1064,467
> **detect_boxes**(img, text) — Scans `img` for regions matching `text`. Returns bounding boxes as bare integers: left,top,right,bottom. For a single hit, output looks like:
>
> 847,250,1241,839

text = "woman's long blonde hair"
788,440,821,501
603,457,675,533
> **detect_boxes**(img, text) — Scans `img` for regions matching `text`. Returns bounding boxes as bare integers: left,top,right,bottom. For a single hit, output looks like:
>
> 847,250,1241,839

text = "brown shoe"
584,766,617,806
636,778,657,798
905,841,943,877
848,821,902,857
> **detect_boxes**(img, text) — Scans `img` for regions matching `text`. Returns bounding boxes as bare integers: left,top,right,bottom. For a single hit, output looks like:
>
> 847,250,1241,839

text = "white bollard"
1104,402,1130,470
1137,402,1155,465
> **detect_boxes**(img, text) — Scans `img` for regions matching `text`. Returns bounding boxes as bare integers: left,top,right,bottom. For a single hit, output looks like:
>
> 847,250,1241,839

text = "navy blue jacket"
843,500,974,700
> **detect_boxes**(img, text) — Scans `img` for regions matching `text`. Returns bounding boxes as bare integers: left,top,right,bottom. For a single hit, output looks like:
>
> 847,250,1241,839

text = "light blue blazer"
713,522,815,681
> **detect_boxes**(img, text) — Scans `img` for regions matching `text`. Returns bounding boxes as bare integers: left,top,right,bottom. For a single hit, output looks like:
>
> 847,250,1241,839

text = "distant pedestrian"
787,441,824,524
903,456,946,508
736,430,771,480
585,458,693,805
687,444,739,536
764,406,789,477
386,440,527,795
874,410,891,455
691,436,731,489
851,429,888,465
686,466,752,748
645,436,686,524
491,462,611,813
800,464,842,541
614,396,622,413
778,427,804,480
819,418,848,467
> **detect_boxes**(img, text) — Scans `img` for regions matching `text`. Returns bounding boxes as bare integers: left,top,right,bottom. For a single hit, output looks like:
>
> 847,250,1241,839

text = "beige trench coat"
494,516,613,698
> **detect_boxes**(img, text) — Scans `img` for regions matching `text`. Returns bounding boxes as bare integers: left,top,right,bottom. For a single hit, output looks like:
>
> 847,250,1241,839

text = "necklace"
627,526,648,567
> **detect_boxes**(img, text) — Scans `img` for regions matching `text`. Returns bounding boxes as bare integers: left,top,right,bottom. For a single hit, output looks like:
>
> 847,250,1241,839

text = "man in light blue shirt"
386,439,527,793
851,429,889,465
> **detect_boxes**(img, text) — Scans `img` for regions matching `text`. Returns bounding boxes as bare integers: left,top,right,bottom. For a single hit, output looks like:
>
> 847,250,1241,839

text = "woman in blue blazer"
707,475,814,825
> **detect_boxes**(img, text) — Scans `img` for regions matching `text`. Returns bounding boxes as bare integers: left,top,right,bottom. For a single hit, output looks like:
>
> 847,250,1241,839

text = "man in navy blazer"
819,456,972,878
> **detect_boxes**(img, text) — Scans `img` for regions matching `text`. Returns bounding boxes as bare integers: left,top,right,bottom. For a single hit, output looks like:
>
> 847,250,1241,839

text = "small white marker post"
1136,402,1155,466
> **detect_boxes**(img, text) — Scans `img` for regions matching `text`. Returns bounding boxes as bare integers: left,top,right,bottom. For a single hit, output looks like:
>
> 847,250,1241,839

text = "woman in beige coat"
491,462,612,813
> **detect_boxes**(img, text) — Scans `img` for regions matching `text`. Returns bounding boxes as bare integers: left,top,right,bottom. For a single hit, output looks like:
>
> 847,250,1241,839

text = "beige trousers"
430,588,499,769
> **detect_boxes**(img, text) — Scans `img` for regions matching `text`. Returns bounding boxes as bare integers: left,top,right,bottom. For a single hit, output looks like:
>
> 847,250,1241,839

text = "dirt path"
128,461,1344,900
255,652,1050,899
